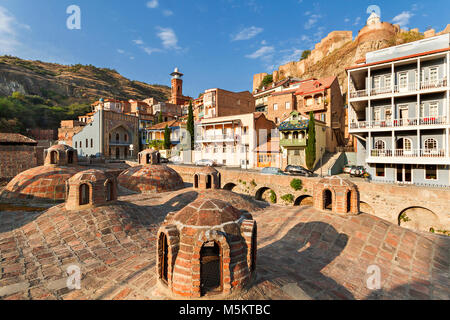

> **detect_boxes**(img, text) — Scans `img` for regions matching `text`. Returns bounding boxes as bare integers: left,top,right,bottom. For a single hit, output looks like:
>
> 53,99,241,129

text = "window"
80,141,82,148
424,138,437,151
376,164,385,177
374,140,385,150
429,103,438,118
429,67,438,83
116,133,120,141
398,72,408,90
306,98,313,106
86,139,88,148
425,165,437,180
124,134,128,142
384,75,392,88
75,141,78,148
404,138,412,151
90,139,93,148
374,108,381,121
275,117,279,124
273,103,278,111
373,76,381,89
285,102,291,110
419,103,425,118
385,108,392,120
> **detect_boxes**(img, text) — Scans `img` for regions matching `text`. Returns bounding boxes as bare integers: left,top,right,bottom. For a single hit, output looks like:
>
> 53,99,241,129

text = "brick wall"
0,145,44,182
266,92,295,124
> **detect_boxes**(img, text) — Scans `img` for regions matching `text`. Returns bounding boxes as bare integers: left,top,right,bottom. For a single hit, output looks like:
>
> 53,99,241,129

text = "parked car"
343,165,354,174
349,166,367,177
285,165,314,177
261,167,288,176
160,157,169,164
195,159,215,167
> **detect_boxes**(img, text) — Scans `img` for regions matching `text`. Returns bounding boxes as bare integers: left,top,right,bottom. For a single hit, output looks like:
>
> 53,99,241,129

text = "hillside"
0,56,171,134
0,56,171,105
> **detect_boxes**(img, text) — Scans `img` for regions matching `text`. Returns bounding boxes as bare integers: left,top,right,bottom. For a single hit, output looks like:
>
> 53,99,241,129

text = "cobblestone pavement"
0,189,448,300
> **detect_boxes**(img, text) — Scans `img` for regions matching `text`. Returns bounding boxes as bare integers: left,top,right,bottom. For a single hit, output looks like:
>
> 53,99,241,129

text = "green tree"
158,112,163,124
260,74,273,89
187,101,195,150
164,125,171,150
300,50,311,61
305,112,316,171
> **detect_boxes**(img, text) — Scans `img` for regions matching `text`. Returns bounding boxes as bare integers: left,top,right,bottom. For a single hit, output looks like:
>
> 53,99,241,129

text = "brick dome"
44,144,78,166
313,176,359,215
0,165,78,202
157,198,257,298
196,190,264,214
118,164,184,194
66,169,117,210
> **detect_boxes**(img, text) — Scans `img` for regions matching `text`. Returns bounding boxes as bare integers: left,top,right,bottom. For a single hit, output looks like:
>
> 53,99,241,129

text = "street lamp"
129,144,134,160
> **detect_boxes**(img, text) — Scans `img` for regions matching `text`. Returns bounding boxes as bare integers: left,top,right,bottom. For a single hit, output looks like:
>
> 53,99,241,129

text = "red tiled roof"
148,120,182,130
0,133,37,145
294,76,336,96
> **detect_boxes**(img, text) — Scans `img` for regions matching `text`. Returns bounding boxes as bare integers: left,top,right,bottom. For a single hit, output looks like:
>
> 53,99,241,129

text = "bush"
290,179,303,191
269,190,277,204
281,194,294,204
250,179,257,187
300,50,311,61
259,74,273,89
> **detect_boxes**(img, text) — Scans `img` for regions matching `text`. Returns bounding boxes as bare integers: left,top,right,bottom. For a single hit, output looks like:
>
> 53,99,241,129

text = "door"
399,106,409,126
200,241,222,296
398,72,408,92
115,147,120,159
396,164,412,184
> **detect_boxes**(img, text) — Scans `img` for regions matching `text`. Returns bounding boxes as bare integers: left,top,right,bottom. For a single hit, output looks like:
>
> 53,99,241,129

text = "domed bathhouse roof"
138,148,161,165
313,176,360,215
65,169,117,210
44,144,78,166
156,198,257,298
118,164,184,194
193,166,221,190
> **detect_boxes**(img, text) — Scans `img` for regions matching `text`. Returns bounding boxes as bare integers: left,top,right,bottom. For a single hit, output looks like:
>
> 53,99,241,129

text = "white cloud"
261,40,267,45
163,9,173,16
117,49,125,54
146,0,159,9
245,46,274,59
344,18,350,23
392,11,414,27
304,14,321,30
156,27,179,49
278,48,303,66
232,26,263,41
353,16,361,26
133,39,144,45
0,6,30,55
143,47,162,55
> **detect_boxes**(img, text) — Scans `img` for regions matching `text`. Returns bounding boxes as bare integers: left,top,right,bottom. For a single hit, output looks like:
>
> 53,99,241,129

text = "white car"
195,159,215,167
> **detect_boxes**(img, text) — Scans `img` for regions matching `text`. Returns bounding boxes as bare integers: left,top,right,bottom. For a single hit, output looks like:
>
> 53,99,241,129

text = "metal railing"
350,116,448,129
195,134,238,142
350,79,448,99
370,149,446,158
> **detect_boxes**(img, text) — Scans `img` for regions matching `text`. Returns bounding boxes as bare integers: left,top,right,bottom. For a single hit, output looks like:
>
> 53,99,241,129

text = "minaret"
170,67,184,105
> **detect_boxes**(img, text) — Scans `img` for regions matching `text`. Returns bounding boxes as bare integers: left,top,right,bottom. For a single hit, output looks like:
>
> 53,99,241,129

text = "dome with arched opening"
65,169,117,210
138,148,161,165
157,198,257,298
118,164,184,194
313,176,359,215
0,146,80,202
193,166,221,190
44,144,78,166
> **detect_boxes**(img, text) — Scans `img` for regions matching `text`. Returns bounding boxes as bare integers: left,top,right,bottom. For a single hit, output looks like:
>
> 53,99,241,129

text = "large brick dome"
118,164,184,194
0,165,79,202
157,198,257,298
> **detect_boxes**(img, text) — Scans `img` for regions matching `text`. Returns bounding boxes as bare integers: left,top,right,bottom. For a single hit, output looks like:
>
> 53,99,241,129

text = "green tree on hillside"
300,50,311,61
259,74,273,89
158,112,163,124
305,112,316,171
164,125,171,150
187,101,195,150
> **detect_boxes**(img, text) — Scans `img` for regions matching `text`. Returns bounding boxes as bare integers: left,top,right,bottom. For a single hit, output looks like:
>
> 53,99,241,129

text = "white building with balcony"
347,34,450,186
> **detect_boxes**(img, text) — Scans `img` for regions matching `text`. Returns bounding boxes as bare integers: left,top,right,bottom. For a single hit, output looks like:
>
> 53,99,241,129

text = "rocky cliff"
0,56,171,104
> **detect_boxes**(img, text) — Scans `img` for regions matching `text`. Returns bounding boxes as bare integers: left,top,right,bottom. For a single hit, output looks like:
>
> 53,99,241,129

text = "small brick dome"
138,149,160,165
66,169,117,210
44,144,78,166
0,165,78,202
194,166,221,190
157,198,257,298
118,164,184,194
313,176,360,215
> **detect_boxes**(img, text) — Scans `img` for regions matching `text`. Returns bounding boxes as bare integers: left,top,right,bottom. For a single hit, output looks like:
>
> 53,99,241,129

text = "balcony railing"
195,134,238,142
370,149,445,158
280,138,307,147
350,79,448,99
350,116,448,130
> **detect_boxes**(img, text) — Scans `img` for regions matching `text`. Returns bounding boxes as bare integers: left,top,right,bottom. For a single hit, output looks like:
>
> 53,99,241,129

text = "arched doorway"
50,151,57,164
347,191,352,213
206,175,212,189
250,226,257,272
323,189,332,211
67,151,74,164
255,187,276,203
159,233,169,283
294,195,313,206
200,241,222,296
194,175,199,188
79,184,90,205
223,183,236,191
106,181,114,201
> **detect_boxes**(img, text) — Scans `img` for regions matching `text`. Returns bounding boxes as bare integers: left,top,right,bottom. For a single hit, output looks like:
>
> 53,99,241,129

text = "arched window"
424,138,437,151
67,151,74,164
106,181,114,201
347,191,352,213
250,226,257,272
200,241,222,296
158,233,169,283
124,134,128,142
116,133,120,142
79,184,90,205
50,151,57,164
206,175,212,189
323,189,332,211
293,131,299,140
374,140,385,150
90,139,93,148
194,174,199,188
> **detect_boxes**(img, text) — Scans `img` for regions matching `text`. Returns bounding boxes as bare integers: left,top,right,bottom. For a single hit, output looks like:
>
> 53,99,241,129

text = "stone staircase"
313,152,343,176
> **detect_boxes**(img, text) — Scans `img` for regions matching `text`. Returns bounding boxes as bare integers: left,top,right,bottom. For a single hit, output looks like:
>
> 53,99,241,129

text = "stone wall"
0,145,44,183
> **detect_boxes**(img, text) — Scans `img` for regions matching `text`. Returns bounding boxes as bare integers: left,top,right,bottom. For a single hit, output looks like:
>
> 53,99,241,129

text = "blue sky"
0,0,449,98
